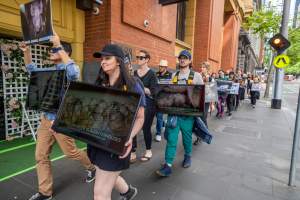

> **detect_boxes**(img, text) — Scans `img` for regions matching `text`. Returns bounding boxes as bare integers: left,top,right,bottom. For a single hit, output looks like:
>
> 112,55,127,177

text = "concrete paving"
1,95,300,200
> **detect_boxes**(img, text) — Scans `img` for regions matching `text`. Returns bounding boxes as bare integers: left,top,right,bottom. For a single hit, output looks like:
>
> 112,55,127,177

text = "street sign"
269,33,291,53
273,55,290,68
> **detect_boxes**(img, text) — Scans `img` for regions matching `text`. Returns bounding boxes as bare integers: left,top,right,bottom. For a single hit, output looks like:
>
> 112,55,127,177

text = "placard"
155,84,205,116
251,83,261,91
216,80,233,92
205,82,218,103
52,82,141,155
20,0,54,44
26,69,65,113
229,83,240,95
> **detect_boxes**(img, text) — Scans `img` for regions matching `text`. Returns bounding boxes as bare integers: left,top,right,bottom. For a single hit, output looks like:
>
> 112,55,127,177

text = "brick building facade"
82,0,253,76
84,0,177,71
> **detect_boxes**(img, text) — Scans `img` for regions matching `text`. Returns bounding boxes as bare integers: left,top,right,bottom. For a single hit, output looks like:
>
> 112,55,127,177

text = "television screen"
26,69,65,113
52,82,142,155
155,84,205,117
20,0,54,44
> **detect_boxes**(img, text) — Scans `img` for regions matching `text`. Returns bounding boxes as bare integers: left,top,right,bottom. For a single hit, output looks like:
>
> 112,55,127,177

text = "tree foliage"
243,10,281,37
287,28,300,65
285,62,300,75
284,28,300,75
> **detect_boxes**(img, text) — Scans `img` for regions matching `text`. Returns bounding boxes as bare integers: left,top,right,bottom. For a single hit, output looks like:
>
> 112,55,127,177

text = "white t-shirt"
171,69,204,85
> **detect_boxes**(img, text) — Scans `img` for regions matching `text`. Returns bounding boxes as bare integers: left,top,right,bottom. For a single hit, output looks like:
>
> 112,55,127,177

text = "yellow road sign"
273,55,290,68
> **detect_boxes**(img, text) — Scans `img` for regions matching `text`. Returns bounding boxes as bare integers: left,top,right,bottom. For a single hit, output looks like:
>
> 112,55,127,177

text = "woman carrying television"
89,44,145,200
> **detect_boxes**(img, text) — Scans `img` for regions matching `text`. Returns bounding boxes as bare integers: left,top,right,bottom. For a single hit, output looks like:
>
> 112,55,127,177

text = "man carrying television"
20,31,95,200
156,50,203,177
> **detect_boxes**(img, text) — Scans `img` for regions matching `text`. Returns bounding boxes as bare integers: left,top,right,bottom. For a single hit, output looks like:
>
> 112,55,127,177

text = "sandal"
130,153,137,164
140,156,152,162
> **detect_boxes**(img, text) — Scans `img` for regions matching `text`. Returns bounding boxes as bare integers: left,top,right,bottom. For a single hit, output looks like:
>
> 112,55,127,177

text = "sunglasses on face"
49,49,56,54
136,56,147,60
178,56,188,60
49,48,61,54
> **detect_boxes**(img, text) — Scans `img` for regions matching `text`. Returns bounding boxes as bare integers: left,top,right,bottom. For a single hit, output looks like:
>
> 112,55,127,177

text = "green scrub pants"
165,116,194,165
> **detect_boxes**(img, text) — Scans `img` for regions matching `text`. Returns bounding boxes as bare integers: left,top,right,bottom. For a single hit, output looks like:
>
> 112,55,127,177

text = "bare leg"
114,176,129,194
94,166,120,200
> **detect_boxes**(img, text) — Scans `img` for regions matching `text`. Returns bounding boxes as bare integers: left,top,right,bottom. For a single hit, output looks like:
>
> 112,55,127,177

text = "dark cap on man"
93,44,125,59
178,50,192,60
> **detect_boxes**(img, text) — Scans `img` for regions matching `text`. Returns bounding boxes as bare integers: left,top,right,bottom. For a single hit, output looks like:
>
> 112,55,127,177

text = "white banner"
205,82,218,102
229,83,240,95
251,83,261,91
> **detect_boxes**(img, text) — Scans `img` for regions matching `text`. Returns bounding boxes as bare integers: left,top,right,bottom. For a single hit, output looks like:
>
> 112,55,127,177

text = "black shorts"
87,145,130,172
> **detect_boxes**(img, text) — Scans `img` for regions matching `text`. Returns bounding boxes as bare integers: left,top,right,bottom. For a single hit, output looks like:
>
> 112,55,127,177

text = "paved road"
1,82,300,200
281,80,300,128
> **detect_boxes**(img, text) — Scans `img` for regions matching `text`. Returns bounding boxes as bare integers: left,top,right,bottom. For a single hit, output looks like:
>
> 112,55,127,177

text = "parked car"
284,75,295,81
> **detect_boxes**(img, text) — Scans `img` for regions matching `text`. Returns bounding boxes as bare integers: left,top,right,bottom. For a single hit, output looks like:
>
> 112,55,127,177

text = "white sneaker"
155,135,162,142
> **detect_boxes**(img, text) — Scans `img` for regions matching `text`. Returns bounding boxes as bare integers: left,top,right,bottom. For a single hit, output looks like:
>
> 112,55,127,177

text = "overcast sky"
290,0,296,18
264,0,297,20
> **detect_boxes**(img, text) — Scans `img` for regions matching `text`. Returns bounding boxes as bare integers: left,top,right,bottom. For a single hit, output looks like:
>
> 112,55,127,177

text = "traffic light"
268,33,291,53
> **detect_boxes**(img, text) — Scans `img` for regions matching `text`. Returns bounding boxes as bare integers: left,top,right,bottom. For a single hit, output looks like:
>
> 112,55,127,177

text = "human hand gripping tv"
50,31,72,65
119,106,145,159
144,87,151,96
49,120,56,134
50,31,61,48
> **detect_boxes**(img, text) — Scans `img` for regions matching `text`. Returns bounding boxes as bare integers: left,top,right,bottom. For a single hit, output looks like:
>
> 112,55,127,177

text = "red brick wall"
84,0,177,69
111,0,177,68
84,0,111,62
221,12,241,72
193,0,225,73
208,0,225,72
193,0,211,72
193,0,224,72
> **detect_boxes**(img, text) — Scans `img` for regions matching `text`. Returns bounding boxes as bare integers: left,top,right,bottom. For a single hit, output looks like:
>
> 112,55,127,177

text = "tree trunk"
258,38,265,68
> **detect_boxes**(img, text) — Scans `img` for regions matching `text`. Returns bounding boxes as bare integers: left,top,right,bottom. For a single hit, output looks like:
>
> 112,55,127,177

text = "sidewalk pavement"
1,98,300,200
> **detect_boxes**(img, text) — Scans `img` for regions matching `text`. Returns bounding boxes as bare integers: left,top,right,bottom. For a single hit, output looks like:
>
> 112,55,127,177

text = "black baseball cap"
93,44,125,59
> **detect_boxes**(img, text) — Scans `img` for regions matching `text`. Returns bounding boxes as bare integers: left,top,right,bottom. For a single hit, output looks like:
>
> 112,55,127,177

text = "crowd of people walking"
20,31,264,200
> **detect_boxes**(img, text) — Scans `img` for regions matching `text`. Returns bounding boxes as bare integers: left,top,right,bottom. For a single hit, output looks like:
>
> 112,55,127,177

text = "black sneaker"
119,185,138,200
193,137,202,146
28,192,52,200
86,168,96,183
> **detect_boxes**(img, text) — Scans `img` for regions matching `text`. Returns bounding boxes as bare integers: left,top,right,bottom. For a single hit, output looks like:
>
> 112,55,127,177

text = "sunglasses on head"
136,56,147,60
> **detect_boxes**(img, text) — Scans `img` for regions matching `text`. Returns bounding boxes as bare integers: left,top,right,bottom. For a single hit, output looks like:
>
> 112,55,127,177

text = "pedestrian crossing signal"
268,33,291,53
273,55,290,68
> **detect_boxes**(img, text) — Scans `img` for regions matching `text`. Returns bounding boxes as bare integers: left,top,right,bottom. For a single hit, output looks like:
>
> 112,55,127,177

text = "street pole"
288,88,300,186
271,0,291,109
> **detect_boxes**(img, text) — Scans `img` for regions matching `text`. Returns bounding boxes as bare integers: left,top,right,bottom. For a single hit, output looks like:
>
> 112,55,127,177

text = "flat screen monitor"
26,69,65,113
155,84,205,117
52,82,142,155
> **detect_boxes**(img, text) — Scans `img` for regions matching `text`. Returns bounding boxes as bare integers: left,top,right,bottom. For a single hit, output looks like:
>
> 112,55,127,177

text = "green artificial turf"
0,136,35,152
0,136,86,181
